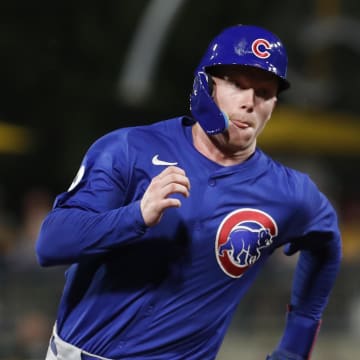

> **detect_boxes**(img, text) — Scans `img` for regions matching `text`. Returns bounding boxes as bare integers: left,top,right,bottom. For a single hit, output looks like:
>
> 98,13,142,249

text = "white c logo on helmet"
251,38,271,59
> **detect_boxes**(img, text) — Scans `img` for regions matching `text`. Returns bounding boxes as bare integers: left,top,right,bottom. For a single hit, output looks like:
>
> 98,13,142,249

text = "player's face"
210,65,278,153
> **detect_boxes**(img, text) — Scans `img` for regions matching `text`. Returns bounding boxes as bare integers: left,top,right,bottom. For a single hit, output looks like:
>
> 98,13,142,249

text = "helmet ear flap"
190,71,229,135
206,73,214,94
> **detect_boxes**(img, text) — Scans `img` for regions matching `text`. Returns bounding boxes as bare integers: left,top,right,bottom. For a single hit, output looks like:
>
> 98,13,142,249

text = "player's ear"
274,96,278,105
271,96,278,110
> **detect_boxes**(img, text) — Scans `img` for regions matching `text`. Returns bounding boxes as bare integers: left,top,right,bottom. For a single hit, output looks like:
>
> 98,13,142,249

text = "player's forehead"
208,64,279,84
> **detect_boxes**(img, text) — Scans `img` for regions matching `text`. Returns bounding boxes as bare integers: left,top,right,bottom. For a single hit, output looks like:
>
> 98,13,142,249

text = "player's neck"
191,123,256,166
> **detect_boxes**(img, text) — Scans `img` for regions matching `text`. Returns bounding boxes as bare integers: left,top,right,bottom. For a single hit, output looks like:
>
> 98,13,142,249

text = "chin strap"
189,71,229,135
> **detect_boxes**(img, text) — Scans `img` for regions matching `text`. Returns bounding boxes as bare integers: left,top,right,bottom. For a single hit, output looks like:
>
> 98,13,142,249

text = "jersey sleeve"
36,130,148,267
275,175,342,358
286,175,342,317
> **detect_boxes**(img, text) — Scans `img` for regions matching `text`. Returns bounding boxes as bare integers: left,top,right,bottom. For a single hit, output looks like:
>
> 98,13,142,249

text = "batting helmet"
190,25,290,135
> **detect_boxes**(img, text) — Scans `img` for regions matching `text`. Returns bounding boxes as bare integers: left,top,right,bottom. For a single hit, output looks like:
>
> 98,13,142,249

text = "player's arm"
267,233,341,360
36,134,190,267
36,200,146,267
267,179,342,360
36,166,189,267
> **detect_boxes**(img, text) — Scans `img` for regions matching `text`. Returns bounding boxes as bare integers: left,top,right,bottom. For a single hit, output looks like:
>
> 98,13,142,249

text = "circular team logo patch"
215,208,278,278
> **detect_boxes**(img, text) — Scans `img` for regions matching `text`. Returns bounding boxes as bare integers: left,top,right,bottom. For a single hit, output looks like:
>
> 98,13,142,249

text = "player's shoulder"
94,116,184,146
265,154,318,200
126,116,187,142
90,118,181,149
85,117,185,162
268,156,312,185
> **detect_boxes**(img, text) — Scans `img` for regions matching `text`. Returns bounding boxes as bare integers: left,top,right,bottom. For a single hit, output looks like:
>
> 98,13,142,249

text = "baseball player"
36,25,341,360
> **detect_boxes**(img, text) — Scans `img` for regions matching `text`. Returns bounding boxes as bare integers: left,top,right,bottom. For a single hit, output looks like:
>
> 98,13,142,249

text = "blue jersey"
36,117,341,359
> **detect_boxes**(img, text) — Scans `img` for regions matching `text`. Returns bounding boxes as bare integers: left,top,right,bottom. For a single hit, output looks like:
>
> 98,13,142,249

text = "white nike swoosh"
152,154,178,166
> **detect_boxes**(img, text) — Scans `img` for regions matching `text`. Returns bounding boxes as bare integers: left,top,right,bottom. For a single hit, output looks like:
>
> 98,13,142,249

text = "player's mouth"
231,119,252,129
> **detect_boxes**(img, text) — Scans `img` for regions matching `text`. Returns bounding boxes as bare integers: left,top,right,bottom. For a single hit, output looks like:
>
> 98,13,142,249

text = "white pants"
45,324,112,360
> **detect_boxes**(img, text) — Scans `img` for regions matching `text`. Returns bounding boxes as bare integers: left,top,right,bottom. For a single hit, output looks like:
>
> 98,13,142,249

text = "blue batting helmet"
190,25,290,135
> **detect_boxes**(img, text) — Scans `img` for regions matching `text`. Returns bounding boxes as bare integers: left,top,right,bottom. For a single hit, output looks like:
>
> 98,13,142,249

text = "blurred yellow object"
340,223,360,262
0,121,32,154
259,106,360,155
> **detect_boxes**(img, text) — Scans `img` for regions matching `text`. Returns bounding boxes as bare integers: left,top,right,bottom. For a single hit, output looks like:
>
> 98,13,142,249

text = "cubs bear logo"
215,208,278,278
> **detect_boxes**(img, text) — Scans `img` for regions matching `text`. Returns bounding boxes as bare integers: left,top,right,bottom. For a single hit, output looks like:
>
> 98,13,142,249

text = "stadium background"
0,0,359,358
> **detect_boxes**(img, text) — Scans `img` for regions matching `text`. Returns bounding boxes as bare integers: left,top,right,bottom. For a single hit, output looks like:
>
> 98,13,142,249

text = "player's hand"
140,166,191,227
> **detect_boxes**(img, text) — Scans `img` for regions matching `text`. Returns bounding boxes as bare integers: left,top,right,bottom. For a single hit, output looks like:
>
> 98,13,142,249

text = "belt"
50,335,101,360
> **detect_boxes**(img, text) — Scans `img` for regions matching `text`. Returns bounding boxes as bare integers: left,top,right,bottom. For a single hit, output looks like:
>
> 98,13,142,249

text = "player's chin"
226,138,255,154
230,127,255,145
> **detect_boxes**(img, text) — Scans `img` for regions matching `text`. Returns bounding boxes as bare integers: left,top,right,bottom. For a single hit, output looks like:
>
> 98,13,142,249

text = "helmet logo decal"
215,208,278,278
251,38,271,59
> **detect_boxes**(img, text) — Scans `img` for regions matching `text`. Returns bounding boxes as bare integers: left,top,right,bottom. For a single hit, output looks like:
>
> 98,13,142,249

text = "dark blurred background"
0,0,359,359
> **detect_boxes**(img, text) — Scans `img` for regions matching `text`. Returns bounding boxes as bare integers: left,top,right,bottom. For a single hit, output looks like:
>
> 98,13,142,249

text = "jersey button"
208,178,216,186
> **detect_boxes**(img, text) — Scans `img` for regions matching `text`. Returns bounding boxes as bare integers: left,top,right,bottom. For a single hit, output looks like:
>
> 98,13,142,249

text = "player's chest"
141,169,290,277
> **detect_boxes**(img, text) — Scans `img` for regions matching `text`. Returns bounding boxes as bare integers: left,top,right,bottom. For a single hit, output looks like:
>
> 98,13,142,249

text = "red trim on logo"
215,208,278,278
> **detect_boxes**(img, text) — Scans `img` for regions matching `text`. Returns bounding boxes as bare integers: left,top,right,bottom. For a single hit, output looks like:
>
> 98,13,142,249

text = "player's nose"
239,88,255,112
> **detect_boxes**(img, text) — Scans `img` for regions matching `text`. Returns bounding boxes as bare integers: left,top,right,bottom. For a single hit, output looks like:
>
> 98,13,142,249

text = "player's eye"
224,76,243,89
255,88,274,100
255,88,268,98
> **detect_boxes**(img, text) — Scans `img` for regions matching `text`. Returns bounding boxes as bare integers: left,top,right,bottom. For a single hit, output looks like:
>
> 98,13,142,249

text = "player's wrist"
266,349,305,360
276,308,321,359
